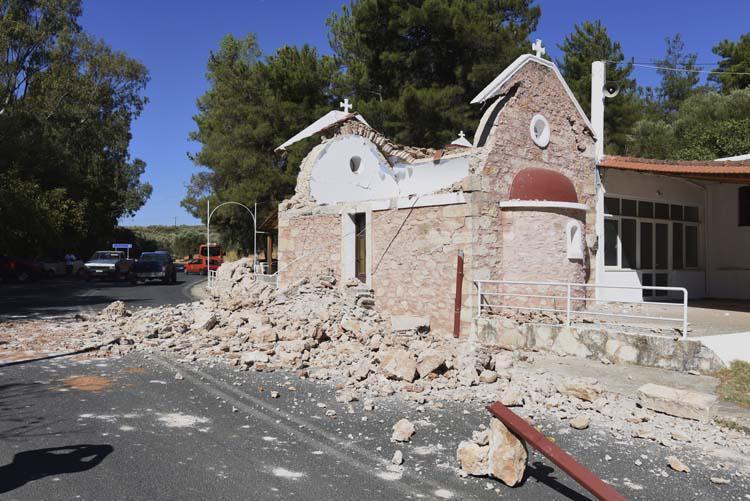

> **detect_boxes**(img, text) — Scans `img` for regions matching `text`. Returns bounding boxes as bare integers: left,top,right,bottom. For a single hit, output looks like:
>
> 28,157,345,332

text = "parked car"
41,257,85,278
184,257,221,275
0,256,43,283
174,262,185,273
83,251,133,281
130,251,177,284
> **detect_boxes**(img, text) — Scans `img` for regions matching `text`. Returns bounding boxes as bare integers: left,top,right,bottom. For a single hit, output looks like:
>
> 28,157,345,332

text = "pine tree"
556,21,640,155
653,34,700,114
182,35,338,251
326,0,541,147
710,33,750,92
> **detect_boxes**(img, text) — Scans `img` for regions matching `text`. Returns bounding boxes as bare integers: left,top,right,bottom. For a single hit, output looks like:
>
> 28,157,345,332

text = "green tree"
629,89,750,160
0,0,151,256
173,229,205,258
557,20,640,154
710,33,750,92
327,0,541,147
182,34,338,251
653,34,700,114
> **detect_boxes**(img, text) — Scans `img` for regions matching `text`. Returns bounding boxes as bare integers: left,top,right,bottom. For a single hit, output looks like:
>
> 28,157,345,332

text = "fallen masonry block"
380,349,417,382
486,401,625,500
456,441,489,476
240,351,270,366
390,315,430,333
391,418,415,442
556,378,602,402
637,383,717,422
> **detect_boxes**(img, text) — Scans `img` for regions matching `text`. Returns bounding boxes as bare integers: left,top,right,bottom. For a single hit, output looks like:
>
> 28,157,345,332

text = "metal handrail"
475,279,689,338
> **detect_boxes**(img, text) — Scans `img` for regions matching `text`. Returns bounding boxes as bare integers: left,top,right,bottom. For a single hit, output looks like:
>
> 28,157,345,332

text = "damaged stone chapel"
274,43,750,364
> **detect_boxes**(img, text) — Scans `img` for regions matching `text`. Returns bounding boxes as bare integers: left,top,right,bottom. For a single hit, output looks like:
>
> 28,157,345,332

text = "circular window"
349,155,362,173
529,114,550,148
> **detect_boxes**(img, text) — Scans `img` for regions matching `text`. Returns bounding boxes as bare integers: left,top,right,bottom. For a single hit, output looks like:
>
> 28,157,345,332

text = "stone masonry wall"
468,62,597,290
278,213,342,287
371,204,473,336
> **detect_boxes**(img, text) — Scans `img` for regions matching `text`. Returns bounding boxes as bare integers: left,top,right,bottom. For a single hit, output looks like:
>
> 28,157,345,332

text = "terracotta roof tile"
598,155,750,175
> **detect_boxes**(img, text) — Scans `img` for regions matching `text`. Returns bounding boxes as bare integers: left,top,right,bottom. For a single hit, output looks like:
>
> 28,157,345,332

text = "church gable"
476,59,597,209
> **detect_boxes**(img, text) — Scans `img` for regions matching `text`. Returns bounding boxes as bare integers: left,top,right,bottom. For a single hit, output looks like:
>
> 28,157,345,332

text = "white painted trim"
529,113,550,148
716,153,750,161
471,54,595,136
275,110,370,151
371,192,466,212
499,200,589,211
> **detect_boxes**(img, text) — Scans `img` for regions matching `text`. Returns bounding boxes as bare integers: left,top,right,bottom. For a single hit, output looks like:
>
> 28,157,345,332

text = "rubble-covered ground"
2,259,750,498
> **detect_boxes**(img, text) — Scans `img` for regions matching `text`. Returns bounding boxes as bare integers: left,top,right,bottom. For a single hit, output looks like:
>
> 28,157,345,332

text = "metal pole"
206,198,210,288
487,402,626,501
253,202,258,273
453,250,464,338
682,288,688,339
477,281,482,318
566,283,572,327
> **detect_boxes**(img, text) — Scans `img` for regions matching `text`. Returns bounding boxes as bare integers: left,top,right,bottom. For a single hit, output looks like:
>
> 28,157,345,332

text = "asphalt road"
1,352,746,500
0,274,204,320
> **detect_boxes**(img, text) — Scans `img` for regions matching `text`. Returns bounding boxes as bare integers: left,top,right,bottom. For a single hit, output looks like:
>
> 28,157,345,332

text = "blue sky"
80,0,749,227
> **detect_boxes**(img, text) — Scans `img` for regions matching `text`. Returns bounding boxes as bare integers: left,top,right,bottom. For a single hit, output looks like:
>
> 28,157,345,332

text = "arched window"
566,221,584,260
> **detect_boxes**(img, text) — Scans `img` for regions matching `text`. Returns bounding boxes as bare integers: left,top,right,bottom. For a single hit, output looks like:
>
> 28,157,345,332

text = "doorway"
354,213,366,282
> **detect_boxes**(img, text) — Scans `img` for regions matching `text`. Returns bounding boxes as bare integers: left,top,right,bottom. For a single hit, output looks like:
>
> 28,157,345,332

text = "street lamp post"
206,200,258,287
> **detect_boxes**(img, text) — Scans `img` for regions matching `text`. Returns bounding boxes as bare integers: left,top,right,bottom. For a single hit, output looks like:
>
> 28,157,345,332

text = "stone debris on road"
569,415,590,430
456,418,527,487
392,418,415,442
2,263,750,492
667,455,690,473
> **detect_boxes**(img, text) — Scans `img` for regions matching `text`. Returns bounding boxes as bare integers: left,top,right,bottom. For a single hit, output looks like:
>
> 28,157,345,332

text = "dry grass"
714,360,750,407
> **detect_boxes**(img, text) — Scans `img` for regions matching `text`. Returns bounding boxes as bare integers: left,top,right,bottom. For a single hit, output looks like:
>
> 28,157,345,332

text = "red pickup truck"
184,257,221,275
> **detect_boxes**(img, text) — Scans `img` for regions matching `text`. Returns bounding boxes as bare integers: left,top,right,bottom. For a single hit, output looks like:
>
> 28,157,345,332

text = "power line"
605,60,750,76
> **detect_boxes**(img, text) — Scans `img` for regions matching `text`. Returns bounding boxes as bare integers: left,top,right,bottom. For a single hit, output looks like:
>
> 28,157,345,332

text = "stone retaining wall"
473,316,724,372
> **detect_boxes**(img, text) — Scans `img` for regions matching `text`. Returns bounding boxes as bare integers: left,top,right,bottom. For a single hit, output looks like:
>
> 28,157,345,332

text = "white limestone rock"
637,383,717,422
416,350,445,378
488,418,527,487
556,378,602,402
391,419,415,442
456,441,489,476
240,351,270,365
380,349,417,382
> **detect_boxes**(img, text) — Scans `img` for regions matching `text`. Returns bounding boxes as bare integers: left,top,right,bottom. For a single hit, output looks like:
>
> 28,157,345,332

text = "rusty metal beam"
487,401,626,501
453,250,464,338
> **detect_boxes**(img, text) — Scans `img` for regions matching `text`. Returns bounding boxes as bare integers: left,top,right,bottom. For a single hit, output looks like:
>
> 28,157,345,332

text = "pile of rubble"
2,268,750,483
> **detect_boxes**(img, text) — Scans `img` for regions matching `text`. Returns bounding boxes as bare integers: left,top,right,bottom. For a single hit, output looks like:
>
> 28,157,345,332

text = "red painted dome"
508,168,578,203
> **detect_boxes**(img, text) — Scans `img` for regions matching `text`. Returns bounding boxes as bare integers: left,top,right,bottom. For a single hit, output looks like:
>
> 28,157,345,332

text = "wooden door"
354,213,366,282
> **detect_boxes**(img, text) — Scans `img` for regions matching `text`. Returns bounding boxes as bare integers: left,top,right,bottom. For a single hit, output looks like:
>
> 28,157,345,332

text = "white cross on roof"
458,130,466,139
532,39,545,58
339,98,352,114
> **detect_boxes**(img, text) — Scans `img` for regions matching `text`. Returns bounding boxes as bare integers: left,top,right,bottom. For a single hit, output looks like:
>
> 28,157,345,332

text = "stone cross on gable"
458,130,466,139
339,98,352,114
532,39,545,58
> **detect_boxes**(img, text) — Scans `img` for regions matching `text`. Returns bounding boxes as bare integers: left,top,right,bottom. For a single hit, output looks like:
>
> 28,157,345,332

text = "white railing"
207,269,278,290
475,279,689,338
250,272,279,288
